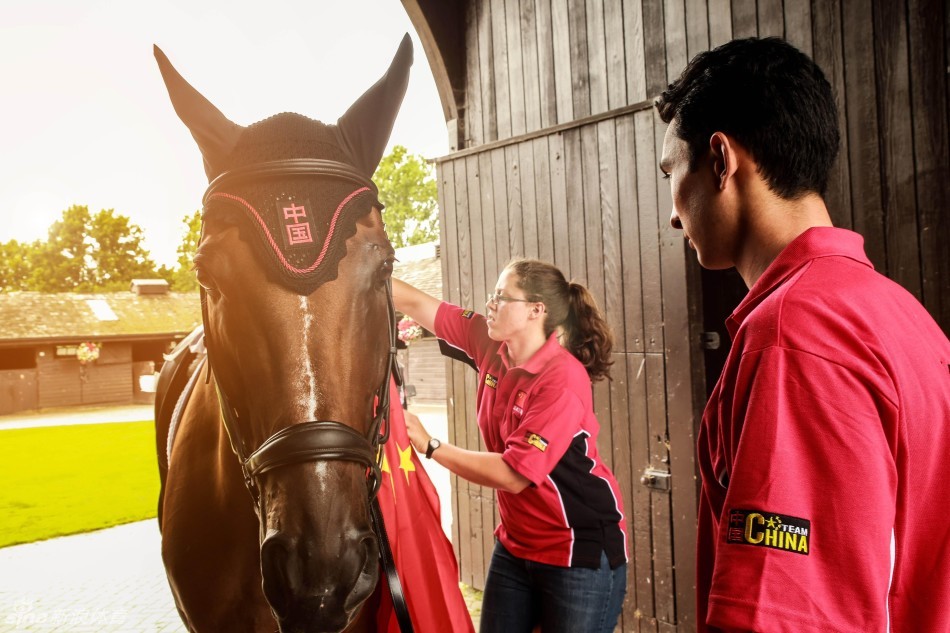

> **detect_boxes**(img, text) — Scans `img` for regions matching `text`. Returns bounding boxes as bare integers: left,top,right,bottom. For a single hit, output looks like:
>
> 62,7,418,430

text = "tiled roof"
0,292,201,343
393,254,443,301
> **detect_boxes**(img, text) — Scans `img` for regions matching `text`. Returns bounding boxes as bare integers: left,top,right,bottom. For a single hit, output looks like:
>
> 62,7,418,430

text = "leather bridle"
198,158,413,632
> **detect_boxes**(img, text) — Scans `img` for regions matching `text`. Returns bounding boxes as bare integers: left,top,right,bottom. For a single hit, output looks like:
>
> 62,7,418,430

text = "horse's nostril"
260,531,296,617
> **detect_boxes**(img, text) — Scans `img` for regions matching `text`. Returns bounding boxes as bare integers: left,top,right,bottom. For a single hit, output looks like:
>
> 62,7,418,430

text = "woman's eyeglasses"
487,292,533,306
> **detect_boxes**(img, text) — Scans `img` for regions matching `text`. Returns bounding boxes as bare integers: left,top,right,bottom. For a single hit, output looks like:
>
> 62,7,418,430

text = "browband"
203,159,379,206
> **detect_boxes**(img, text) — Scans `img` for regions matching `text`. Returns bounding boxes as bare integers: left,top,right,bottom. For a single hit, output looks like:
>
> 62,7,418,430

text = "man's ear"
709,132,738,191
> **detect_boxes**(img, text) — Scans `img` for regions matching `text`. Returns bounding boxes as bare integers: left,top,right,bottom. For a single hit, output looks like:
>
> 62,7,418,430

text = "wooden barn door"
435,100,707,633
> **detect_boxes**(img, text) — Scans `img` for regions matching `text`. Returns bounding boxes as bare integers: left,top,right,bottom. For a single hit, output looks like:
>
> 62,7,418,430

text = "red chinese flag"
374,377,475,633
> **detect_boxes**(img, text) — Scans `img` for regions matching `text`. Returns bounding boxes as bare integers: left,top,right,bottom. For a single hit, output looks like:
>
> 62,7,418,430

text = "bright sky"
0,0,448,267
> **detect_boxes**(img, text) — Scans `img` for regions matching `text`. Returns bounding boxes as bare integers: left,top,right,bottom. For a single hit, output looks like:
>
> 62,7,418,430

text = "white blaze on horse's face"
298,295,320,420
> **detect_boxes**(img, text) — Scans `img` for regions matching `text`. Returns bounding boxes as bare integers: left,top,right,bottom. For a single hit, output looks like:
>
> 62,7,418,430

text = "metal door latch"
640,468,671,491
701,331,721,350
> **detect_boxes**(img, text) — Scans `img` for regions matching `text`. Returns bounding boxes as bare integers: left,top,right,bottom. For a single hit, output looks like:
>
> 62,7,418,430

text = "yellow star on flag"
380,451,397,505
398,443,416,486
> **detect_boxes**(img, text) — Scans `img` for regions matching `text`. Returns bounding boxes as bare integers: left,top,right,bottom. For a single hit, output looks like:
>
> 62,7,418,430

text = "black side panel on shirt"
438,338,478,372
548,433,626,568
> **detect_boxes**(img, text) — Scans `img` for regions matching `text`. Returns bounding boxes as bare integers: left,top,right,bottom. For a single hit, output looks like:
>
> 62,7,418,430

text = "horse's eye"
193,256,219,297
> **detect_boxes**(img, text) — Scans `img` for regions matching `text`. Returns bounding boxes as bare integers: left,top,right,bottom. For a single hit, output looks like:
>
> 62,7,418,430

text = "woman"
395,258,627,633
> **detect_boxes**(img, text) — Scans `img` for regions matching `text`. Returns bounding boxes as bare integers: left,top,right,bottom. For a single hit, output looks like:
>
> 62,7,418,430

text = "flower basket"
397,317,423,345
77,341,101,365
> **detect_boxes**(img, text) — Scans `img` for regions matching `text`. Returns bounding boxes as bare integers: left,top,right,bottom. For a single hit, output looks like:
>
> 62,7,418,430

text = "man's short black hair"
656,37,840,199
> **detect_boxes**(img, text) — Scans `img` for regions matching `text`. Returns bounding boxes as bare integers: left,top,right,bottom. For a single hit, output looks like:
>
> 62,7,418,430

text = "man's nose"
670,210,683,230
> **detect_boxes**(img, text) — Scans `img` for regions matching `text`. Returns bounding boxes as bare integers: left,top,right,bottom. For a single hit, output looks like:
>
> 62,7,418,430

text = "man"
656,37,950,632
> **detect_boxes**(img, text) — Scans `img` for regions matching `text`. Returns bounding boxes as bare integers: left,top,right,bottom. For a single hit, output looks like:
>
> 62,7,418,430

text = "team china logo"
278,199,315,248
460,309,475,319
525,432,548,452
726,509,810,555
484,373,498,389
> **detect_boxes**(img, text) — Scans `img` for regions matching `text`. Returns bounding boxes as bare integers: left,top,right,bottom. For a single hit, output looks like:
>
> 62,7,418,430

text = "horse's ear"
154,45,243,181
334,34,413,177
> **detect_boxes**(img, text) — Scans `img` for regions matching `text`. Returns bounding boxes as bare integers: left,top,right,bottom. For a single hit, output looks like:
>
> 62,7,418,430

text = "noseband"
199,159,397,506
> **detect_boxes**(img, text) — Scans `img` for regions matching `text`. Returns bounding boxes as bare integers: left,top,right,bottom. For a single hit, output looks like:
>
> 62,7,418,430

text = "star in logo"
766,516,783,530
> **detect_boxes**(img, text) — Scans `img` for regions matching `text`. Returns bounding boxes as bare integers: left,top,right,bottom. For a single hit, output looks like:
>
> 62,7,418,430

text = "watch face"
426,438,441,458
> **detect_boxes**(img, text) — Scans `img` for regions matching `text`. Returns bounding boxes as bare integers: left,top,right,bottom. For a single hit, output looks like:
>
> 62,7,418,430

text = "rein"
198,158,413,632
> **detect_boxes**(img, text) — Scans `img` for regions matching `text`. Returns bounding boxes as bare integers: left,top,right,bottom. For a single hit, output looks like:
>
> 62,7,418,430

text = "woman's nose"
670,210,683,230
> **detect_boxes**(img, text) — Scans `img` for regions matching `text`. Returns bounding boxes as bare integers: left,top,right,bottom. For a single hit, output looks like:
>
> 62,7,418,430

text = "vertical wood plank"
685,0,710,60
645,354,675,624
505,144,525,259
552,0,576,123
708,0,733,48
607,355,635,630
491,147,512,274
604,0,627,109
521,0,543,133
783,0,813,56
477,0,498,142
491,0,512,140
624,0,648,104
505,0,528,136
907,0,950,330
617,114,646,354
533,136,556,263
812,0,854,231
664,0,689,85
476,152,494,307
464,1,484,148
873,0,922,297
731,0,758,38
581,124,605,305
586,0,610,114
627,353,656,622
642,0,669,97
569,0,592,118
757,0,784,37
480,487,495,590
564,128,587,281
535,0,559,129
550,133,572,273
598,120,625,350
519,141,540,258
635,110,663,354
842,0,886,268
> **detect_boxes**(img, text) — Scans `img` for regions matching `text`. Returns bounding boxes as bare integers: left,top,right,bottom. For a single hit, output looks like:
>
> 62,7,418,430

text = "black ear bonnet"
202,113,381,295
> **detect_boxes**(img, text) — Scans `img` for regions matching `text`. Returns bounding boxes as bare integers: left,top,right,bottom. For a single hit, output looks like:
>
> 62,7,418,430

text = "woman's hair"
506,258,613,381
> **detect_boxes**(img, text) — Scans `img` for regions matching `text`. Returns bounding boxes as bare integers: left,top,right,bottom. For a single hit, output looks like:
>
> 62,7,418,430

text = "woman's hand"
404,410,431,455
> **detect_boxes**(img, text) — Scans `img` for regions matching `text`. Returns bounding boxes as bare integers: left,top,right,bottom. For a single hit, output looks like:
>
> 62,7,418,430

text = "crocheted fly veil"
154,36,413,293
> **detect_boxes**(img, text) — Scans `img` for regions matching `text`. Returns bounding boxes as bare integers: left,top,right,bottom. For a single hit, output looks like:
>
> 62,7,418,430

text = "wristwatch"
425,438,442,459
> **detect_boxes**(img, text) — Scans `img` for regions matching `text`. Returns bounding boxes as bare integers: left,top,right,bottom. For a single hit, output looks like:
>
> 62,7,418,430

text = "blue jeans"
479,541,626,633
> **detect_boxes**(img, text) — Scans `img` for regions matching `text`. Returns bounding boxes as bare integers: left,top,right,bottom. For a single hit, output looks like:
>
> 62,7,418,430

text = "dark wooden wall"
404,0,950,631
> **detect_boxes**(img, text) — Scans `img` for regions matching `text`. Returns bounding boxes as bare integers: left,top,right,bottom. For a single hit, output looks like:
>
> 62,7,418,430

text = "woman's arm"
404,411,531,494
392,278,441,334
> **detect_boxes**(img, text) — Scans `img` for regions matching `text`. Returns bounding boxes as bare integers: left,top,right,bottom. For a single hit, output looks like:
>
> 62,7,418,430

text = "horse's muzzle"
261,529,379,633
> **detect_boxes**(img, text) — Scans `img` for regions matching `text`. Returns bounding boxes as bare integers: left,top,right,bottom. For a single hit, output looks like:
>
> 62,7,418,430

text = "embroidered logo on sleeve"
460,309,475,319
525,432,548,452
484,373,498,389
726,509,810,555
512,390,527,416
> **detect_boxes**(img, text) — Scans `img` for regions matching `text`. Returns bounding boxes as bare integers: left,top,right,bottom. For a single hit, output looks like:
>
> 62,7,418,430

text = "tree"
0,239,37,292
165,210,202,291
373,145,439,248
28,205,94,291
88,209,158,290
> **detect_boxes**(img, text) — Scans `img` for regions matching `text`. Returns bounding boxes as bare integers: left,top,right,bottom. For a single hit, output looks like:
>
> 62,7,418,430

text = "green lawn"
0,421,160,549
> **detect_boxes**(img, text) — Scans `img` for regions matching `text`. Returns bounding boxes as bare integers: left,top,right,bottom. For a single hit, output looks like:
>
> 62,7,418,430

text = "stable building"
0,280,200,415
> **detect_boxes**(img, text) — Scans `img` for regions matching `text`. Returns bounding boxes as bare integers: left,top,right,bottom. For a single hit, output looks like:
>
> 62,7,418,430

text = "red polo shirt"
698,227,950,632
435,302,628,569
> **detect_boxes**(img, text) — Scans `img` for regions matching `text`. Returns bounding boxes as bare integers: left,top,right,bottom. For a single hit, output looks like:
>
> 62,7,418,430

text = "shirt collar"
499,332,562,374
726,227,873,338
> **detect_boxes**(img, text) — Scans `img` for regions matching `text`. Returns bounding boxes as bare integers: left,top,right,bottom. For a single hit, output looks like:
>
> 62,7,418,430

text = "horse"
152,36,412,633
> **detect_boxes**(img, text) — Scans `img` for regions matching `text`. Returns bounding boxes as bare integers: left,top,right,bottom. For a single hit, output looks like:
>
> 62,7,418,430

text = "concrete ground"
0,401,467,632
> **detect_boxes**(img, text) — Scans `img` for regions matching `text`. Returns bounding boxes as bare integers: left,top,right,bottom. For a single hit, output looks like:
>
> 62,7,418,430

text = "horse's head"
156,37,412,633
